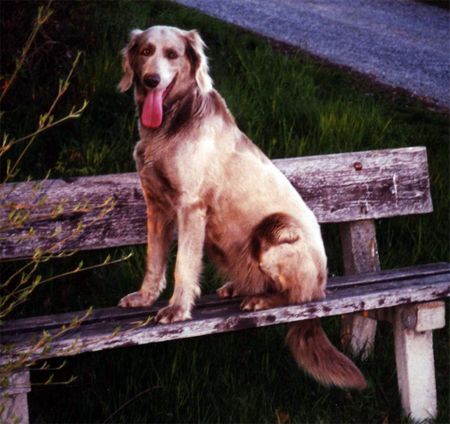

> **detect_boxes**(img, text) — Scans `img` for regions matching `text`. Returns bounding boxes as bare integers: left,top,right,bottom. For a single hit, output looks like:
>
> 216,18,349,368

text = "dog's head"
118,26,212,129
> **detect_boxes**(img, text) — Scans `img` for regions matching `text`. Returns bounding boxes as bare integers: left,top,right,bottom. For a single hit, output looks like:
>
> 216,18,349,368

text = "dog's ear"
184,30,213,93
118,29,143,92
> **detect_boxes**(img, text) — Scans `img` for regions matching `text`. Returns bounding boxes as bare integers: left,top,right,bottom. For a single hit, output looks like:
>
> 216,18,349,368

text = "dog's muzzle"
143,73,161,89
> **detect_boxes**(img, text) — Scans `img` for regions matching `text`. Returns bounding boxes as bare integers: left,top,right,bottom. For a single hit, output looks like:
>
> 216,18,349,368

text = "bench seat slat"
1,262,448,335
1,264,448,365
0,147,432,259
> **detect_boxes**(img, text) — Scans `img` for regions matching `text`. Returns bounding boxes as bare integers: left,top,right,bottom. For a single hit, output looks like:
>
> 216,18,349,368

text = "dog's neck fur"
134,83,234,171
136,84,233,142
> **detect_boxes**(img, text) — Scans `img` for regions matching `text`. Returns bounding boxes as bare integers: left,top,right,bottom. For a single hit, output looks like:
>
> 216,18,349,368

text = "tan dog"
118,25,366,390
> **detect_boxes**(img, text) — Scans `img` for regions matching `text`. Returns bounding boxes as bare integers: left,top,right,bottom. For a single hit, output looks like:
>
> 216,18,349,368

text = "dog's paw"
156,304,191,324
240,295,270,312
216,281,239,298
118,291,155,308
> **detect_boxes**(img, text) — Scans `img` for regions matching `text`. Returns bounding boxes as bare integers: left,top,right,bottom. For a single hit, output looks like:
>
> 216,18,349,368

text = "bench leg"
0,369,31,424
339,220,380,358
341,314,377,359
393,302,445,420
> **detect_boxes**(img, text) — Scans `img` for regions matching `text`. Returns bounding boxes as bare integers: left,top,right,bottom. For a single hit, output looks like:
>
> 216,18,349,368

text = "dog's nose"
143,74,161,89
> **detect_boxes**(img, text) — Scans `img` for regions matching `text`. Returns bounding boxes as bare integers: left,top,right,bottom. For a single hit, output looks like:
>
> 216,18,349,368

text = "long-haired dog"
117,25,366,390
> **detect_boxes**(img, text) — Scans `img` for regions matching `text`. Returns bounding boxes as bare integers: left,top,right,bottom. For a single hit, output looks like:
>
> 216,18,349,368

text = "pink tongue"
141,90,164,128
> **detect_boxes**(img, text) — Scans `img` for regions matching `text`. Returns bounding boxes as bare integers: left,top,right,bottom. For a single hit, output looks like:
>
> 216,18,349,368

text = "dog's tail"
285,319,367,390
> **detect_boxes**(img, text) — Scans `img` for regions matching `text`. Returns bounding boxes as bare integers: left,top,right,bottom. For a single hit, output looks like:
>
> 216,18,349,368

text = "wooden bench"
1,146,448,423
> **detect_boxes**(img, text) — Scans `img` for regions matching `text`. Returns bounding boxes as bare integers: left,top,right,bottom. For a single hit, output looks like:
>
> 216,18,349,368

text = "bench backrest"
0,147,432,260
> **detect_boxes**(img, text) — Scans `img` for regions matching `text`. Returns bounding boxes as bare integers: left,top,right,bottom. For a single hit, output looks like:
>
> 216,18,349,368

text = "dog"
117,25,366,390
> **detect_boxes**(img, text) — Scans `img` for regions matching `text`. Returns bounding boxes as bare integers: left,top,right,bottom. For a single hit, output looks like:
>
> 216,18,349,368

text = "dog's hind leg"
216,278,268,298
241,292,289,310
241,240,325,311
243,238,366,389
216,281,240,298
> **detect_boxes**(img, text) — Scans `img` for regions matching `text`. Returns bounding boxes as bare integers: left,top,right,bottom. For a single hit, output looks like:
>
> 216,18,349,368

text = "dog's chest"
134,136,180,205
139,160,179,211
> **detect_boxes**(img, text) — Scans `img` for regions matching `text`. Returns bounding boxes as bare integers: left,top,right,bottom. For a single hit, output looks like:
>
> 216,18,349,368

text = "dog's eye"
166,49,179,60
141,47,154,56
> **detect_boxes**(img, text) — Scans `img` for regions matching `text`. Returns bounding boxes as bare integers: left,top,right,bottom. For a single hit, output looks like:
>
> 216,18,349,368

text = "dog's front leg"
119,204,174,308
156,203,206,323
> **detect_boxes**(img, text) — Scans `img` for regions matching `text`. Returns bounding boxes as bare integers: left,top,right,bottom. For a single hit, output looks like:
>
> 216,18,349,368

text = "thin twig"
5,52,86,180
102,386,162,424
0,1,54,103
4,253,132,304
0,100,87,155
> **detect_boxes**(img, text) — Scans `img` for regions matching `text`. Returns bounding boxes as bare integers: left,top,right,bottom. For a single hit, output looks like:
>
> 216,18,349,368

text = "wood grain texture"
1,264,448,365
339,220,381,275
0,147,432,259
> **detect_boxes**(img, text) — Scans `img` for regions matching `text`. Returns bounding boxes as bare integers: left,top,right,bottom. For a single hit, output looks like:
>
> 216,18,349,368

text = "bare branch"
0,1,54,103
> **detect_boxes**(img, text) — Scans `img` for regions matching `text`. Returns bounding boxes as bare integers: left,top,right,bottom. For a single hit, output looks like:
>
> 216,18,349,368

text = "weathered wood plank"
1,269,448,364
0,147,432,259
1,263,448,335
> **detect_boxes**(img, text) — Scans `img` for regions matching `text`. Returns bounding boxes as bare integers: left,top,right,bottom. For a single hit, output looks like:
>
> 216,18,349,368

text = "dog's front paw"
118,291,155,308
156,304,191,324
216,281,239,298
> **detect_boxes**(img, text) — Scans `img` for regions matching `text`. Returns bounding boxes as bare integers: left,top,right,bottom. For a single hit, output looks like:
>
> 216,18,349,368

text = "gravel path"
174,0,450,109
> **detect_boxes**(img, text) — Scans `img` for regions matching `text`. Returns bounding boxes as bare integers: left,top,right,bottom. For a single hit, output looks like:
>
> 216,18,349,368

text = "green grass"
1,0,449,422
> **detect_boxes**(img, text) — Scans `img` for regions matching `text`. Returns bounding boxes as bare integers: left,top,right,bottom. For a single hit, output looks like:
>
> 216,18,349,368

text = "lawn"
1,1,448,422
